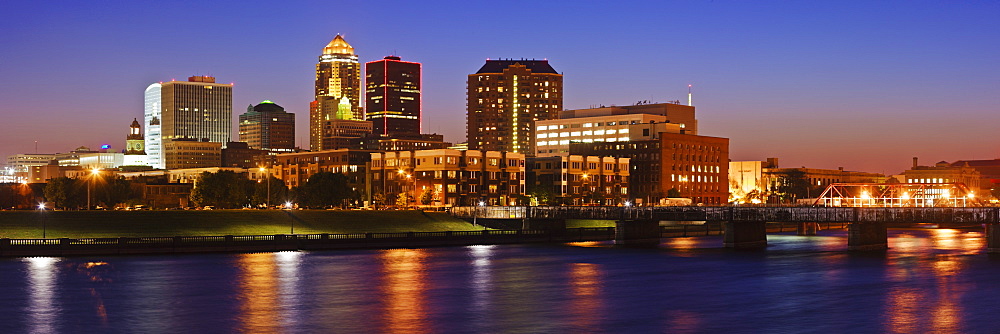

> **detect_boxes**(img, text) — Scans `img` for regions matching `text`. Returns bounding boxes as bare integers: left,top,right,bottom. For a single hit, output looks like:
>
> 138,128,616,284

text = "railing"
451,206,1000,224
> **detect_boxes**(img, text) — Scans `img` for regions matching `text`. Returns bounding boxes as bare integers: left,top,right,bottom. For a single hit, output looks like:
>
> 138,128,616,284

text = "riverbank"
0,210,479,238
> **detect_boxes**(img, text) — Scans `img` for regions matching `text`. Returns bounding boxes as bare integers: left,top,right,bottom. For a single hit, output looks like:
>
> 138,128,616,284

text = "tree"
251,176,287,207
527,185,554,206
396,192,411,207
190,171,254,208
666,188,682,198
300,172,353,208
96,177,134,208
44,177,84,209
419,187,434,205
372,192,385,209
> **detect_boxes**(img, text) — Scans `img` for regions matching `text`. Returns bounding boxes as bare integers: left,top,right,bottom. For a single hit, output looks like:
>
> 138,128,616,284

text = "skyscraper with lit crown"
311,35,362,151
467,59,563,155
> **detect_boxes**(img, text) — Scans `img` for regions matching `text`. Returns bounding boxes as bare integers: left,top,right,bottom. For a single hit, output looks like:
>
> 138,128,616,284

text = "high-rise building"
238,100,295,153
366,56,421,136
311,35,362,151
144,76,233,169
467,59,563,155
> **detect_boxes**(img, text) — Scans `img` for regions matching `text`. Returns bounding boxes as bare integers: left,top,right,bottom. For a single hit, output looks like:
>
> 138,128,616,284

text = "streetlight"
87,168,100,210
37,202,46,238
259,167,270,209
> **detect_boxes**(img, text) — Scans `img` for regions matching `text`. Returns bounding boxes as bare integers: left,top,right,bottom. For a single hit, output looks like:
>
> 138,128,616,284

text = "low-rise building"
272,149,373,189
902,158,981,194
527,155,630,205
729,158,886,204
163,139,222,169
370,149,526,207
321,120,373,150
572,133,729,205
535,113,684,157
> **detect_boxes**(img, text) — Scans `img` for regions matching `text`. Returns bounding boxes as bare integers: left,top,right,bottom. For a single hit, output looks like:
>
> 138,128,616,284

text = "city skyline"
1,1,997,174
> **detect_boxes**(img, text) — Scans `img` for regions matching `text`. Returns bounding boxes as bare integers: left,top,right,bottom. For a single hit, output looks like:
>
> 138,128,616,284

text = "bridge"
449,206,1000,252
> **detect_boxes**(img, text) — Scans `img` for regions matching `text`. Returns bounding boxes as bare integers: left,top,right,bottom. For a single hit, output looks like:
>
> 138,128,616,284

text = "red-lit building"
366,56,421,136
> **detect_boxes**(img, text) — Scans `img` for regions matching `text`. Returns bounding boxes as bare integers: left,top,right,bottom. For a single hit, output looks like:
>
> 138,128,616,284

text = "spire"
130,118,141,129
323,34,355,55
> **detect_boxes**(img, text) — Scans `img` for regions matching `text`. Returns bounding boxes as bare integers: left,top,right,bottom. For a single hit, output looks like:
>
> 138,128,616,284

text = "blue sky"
1,0,997,174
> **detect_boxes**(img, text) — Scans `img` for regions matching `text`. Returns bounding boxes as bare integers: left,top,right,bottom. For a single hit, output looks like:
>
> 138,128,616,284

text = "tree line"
2,171,360,210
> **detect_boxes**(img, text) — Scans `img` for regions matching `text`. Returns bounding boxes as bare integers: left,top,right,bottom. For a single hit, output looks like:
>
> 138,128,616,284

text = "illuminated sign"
101,144,111,149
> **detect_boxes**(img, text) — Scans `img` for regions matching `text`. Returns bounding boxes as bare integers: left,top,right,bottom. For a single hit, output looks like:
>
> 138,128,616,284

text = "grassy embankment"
0,210,480,239
565,219,616,228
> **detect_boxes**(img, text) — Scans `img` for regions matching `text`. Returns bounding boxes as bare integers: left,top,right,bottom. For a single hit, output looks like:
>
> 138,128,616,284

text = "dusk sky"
1,1,997,175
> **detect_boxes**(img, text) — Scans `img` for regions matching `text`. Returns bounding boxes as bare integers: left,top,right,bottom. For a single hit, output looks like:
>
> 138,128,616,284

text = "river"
2,228,997,333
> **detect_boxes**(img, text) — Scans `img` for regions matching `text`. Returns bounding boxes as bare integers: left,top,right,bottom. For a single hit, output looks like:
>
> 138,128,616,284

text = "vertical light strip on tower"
512,75,519,153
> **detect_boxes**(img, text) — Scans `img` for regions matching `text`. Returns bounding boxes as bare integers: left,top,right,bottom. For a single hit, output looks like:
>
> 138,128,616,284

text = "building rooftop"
475,59,558,74
323,35,354,55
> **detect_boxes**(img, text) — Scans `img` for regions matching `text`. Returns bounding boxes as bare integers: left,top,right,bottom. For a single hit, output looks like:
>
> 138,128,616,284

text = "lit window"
595,130,605,135
560,132,569,137
570,132,580,137
619,129,629,134
606,130,617,135
583,123,592,128
537,126,546,131
537,133,547,139
559,140,569,145
582,131,593,136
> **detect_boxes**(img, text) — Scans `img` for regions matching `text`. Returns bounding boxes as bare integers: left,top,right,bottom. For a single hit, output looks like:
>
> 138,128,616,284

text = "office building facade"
467,59,562,155
366,56,421,136
238,100,295,152
145,76,233,169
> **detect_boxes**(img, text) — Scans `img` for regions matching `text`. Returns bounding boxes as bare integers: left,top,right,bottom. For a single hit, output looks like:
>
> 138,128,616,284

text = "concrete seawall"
0,228,618,257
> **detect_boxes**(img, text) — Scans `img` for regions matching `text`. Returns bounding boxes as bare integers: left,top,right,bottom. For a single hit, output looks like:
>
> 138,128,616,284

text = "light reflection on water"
24,257,59,334
3,228,1000,332
379,248,428,334
235,252,279,333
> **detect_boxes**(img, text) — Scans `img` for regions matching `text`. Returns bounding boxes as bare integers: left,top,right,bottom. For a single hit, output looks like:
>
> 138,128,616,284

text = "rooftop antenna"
687,84,693,106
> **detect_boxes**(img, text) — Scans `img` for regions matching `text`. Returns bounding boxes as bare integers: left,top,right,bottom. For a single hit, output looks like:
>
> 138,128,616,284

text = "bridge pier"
985,224,1000,253
797,222,819,236
615,220,660,246
847,222,887,251
724,221,767,248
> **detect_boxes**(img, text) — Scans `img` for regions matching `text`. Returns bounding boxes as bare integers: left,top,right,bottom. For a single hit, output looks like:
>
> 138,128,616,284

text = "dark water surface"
2,228,998,333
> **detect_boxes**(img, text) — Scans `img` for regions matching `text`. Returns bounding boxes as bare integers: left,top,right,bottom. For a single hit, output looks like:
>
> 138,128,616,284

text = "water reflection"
569,263,604,330
275,251,302,329
236,252,279,333
468,245,494,316
884,229,977,333
664,310,702,333
24,257,60,334
379,248,429,334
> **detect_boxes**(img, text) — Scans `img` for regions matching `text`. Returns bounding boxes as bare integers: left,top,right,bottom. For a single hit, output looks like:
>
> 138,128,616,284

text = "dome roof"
323,35,354,55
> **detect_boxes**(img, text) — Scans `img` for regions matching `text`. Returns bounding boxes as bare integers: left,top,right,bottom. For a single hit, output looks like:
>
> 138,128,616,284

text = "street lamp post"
38,202,46,238
259,167,270,209
87,168,100,210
